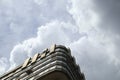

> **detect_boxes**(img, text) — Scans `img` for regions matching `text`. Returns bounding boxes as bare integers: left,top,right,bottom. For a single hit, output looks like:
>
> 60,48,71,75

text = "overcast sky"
0,0,120,80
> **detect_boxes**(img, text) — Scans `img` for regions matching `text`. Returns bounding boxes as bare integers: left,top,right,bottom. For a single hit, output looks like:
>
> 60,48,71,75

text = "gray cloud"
0,0,120,80
0,57,9,75
9,20,81,68
0,0,73,59
70,37,120,80
94,0,120,74
94,0,120,35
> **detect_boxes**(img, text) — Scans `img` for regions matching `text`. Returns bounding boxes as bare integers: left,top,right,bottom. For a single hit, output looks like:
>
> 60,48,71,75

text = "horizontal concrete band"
5,53,80,80
0,45,85,80
0,45,70,79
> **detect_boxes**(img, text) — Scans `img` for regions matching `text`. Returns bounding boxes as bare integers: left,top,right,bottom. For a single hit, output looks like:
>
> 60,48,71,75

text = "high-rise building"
0,44,85,80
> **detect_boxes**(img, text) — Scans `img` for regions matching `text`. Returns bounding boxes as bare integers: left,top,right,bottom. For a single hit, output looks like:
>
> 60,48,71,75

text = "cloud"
69,36,120,80
68,0,100,32
9,22,120,80
93,0,120,70
0,0,120,80
0,57,9,75
9,20,82,69
0,0,39,58
94,0,120,35
0,0,73,58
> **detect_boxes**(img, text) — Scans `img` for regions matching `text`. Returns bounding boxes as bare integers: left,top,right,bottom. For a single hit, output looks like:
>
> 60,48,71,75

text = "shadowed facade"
0,44,85,80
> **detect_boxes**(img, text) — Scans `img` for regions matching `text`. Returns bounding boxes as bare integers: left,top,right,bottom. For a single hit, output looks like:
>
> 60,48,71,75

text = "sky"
0,0,120,80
